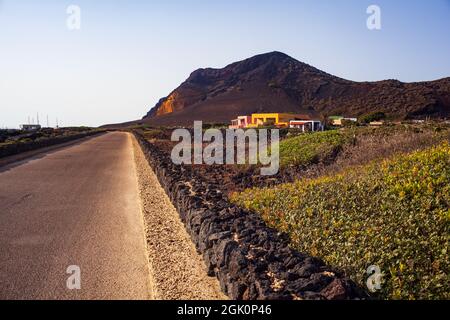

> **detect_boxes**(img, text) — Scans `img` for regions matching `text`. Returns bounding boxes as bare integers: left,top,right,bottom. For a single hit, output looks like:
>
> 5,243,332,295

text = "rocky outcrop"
133,130,368,300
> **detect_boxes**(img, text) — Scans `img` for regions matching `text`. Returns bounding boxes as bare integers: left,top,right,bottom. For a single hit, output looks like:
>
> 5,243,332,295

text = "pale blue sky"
1,0,449,128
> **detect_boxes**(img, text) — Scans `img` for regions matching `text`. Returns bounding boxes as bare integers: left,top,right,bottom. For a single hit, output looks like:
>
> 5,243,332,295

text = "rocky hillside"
142,51,450,126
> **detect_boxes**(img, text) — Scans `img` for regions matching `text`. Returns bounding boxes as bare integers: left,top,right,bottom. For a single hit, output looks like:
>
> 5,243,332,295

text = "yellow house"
247,113,311,128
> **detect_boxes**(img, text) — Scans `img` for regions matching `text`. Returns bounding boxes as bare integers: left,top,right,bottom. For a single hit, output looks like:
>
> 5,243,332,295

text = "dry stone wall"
134,131,367,300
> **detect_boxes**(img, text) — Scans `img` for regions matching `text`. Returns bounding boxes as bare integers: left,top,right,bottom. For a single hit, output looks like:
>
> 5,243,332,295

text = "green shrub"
231,142,450,299
278,130,349,167
361,111,386,124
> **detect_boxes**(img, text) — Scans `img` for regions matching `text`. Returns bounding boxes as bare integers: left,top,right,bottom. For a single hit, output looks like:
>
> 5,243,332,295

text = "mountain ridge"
141,51,450,126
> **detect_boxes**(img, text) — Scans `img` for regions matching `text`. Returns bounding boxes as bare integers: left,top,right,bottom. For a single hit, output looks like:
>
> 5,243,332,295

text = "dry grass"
288,125,450,180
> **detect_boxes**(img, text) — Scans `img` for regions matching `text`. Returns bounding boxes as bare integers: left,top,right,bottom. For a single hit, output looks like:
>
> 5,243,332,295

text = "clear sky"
1,0,449,128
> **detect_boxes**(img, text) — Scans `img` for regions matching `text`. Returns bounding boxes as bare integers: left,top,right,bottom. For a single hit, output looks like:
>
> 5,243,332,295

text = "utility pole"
37,113,40,125
47,115,49,128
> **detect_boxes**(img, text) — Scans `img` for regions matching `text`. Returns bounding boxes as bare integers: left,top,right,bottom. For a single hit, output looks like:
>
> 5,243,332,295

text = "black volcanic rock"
142,51,450,126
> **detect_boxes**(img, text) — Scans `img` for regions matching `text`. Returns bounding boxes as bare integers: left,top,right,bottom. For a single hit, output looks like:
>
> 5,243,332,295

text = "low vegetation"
0,127,97,146
0,127,101,158
278,130,350,167
231,142,450,299
301,124,450,178
278,124,450,173
360,111,386,123
139,123,450,299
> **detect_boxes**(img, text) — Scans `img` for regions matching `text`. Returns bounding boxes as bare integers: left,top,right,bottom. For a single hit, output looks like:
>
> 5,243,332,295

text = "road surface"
0,132,152,299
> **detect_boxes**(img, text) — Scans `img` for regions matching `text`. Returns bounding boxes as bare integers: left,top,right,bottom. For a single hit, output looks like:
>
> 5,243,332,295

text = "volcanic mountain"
141,51,450,126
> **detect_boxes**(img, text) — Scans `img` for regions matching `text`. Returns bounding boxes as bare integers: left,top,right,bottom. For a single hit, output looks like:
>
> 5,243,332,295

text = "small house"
248,113,312,128
330,116,357,126
20,124,41,131
289,120,323,132
229,116,252,129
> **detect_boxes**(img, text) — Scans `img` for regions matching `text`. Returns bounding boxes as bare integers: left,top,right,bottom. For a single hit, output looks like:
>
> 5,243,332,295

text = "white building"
289,120,323,132
20,124,41,131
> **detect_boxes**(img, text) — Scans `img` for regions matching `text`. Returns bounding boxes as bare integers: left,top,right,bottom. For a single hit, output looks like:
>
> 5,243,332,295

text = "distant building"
289,120,323,132
20,124,41,131
247,113,312,128
329,116,344,126
229,113,322,131
229,116,252,129
369,121,385,126
329,116,357,126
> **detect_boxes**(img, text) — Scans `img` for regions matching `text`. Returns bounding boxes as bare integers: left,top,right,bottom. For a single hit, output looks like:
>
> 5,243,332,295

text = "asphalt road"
0,132,152,299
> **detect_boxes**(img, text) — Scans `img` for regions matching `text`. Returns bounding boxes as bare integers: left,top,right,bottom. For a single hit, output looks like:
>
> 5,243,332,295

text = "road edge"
131,134,226,300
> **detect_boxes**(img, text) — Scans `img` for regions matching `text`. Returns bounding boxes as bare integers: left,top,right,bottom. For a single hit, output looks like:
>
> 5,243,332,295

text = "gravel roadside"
132,135,227,300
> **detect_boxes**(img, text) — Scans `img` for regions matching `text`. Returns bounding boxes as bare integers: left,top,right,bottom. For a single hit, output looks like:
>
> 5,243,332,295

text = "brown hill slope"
142,51,450,126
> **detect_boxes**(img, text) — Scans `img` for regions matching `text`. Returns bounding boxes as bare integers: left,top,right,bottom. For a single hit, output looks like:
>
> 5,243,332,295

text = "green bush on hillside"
361,111,386,123
231,142,450,299
278,130,349,167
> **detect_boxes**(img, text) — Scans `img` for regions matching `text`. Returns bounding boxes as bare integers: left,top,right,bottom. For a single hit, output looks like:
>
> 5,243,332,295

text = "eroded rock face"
134,131,368,300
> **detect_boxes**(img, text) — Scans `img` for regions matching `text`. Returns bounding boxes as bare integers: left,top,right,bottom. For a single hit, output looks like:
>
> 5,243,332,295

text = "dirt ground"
132,136,226,300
